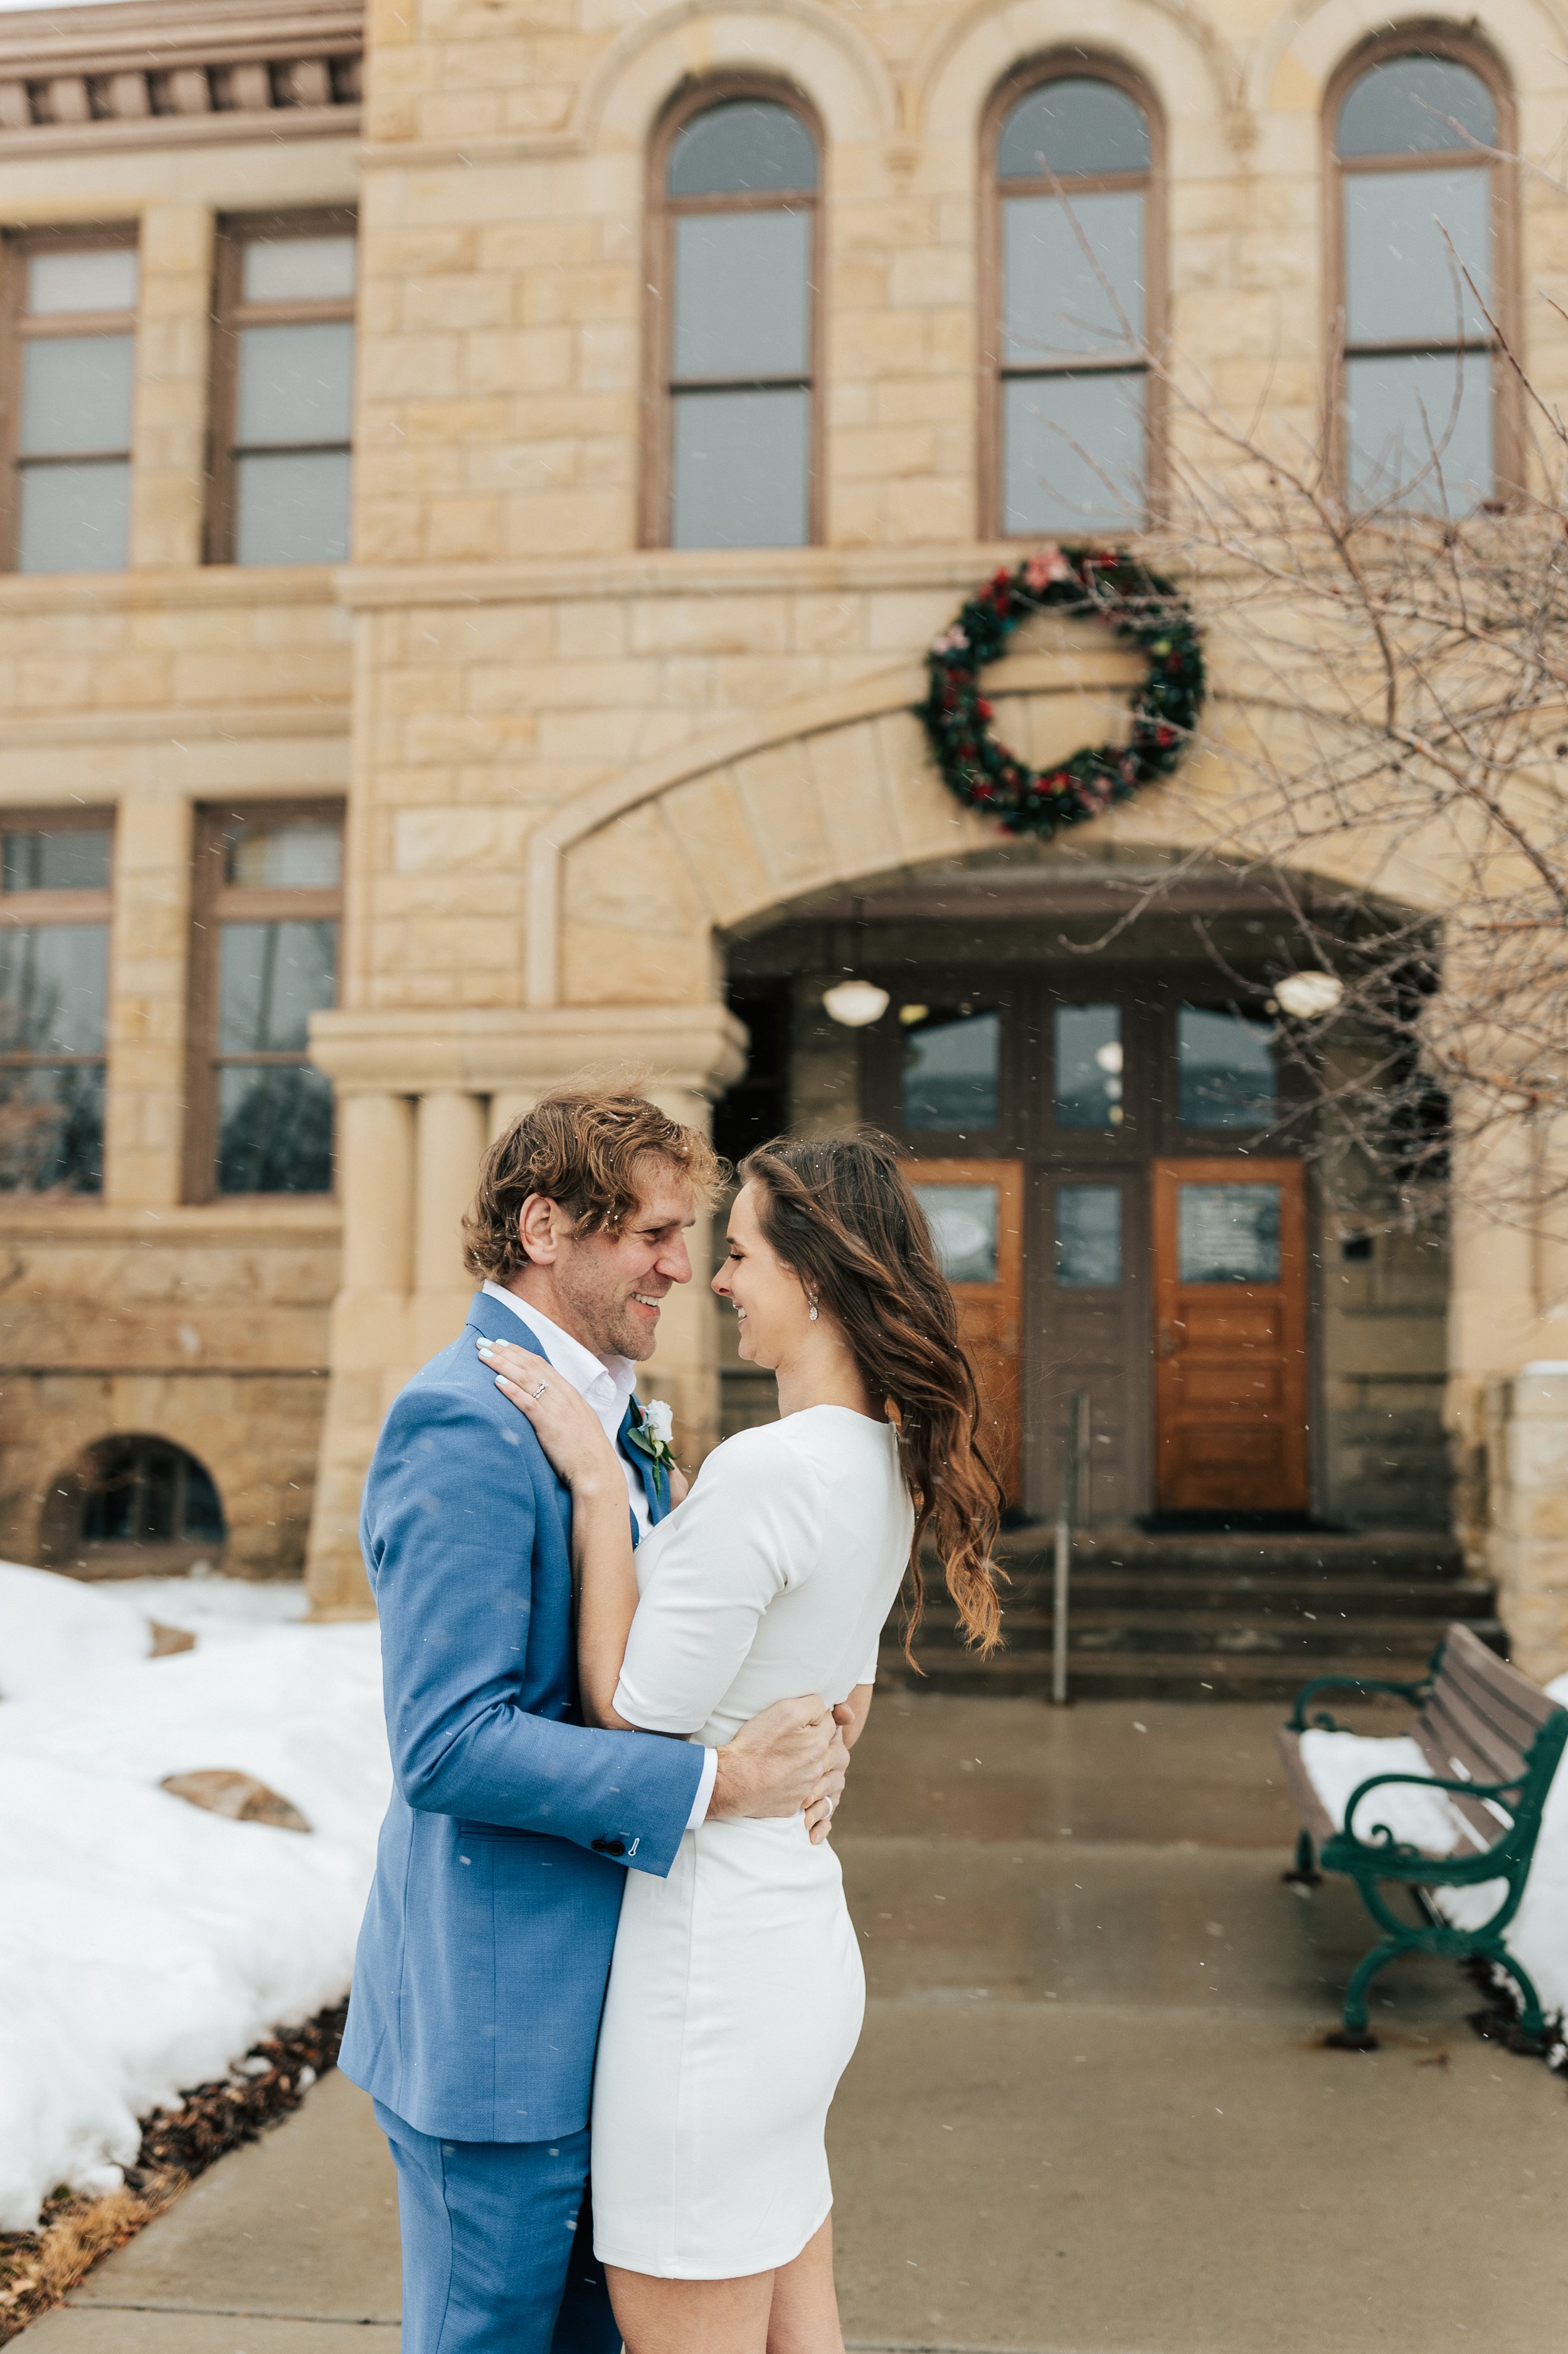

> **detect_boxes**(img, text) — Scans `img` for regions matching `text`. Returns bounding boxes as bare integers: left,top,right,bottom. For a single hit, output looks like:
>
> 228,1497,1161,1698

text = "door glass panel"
901,1008,1001,1132
1002,371,1145,534
1177,1005,1276,1128
1056,1184,1122,1287
1178,1183,1281,1284
1054,1004,1123,1128
671,386,809,549
911,1183,999,1284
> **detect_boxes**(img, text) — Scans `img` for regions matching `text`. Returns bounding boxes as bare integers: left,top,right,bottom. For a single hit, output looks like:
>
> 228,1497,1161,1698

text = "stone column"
303,1090,414,1616
130,205,212,569
1488,1364,1568,1684
411,1090,488,1361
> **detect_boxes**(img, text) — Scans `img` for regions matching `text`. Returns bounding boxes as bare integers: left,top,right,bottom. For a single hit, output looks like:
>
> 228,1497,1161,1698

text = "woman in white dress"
478,1136,1003,2354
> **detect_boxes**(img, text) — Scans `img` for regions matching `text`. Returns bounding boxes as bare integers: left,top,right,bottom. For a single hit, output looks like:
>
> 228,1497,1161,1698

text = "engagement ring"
530,1380,549,1400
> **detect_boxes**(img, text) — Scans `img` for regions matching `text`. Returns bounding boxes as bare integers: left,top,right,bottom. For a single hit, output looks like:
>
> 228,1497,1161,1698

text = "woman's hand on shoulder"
476,1336,621,1496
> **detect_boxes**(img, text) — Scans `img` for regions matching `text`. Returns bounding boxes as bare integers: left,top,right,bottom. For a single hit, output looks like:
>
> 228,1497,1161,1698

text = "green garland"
917,545,1205,838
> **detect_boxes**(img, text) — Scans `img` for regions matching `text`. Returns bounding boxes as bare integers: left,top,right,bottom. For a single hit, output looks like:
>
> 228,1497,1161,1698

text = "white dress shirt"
481,1281,717,1829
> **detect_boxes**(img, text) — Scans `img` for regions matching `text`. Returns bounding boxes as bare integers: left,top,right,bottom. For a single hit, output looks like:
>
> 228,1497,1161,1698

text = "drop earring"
808,1293,819,1321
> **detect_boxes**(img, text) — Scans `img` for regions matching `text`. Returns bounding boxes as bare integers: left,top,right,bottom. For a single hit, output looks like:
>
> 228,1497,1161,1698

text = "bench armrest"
1330,1767,1519,1863
1287,1673,1431,1732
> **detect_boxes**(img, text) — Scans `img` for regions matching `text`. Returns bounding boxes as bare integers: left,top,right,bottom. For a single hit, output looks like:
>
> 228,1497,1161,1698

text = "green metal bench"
1277,1621,1567,2050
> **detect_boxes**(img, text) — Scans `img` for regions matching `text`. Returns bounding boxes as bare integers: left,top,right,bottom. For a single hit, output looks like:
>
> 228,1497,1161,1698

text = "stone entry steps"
879,1527,1504,1702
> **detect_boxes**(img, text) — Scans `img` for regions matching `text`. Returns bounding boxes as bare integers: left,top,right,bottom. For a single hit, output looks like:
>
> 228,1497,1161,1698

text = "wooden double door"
909,1155,1310,1518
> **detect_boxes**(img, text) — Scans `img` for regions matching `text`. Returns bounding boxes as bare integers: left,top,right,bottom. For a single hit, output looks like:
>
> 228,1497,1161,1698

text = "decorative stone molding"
0,0,361,157
307,1005,750,1102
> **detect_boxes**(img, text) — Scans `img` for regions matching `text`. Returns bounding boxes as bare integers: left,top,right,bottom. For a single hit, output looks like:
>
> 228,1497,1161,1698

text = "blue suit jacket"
339,1291,704,2143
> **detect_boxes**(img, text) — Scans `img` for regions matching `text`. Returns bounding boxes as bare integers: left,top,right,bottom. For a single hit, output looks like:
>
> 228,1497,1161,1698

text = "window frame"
1325,29,1519,509
185,797,344,1204
204,206,358,569
980,53,1167,541
0,223,139,577
0,802,116,1195
640,74,825,551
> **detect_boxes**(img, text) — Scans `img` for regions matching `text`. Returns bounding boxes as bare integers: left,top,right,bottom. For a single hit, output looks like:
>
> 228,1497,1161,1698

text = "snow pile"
1300,1670,1568,2020
0,1562,154,1700
0,1568,388,2229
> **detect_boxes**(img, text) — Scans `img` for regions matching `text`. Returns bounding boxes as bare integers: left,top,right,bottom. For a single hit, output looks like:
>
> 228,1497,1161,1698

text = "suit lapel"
620,1398,667,1526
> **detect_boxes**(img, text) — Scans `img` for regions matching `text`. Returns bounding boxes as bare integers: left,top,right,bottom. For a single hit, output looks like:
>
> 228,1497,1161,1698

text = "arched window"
646,87,820,549
1330,41,1513,512
40,1434,227,1573
986,65,1159,536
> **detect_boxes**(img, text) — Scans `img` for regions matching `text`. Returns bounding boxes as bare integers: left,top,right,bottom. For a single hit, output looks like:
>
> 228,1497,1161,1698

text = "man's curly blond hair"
462,1088,721,1285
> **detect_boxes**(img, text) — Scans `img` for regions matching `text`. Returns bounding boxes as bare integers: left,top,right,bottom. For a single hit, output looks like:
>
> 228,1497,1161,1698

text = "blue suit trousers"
376,2102,621,2354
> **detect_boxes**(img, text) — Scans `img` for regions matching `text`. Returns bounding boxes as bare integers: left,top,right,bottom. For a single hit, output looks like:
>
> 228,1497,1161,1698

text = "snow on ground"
0,1567,387,2230
1300,1671,1568,2023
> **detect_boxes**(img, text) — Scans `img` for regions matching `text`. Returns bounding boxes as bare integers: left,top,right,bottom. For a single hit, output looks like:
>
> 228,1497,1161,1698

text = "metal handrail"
1052,1389,1091,1708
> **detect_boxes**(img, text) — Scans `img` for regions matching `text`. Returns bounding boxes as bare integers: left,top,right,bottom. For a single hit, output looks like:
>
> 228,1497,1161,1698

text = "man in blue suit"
341,1090,847,2353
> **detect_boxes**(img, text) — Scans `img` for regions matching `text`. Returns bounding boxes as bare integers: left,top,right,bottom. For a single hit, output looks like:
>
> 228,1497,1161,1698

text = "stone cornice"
0,0,361,159
309,1006,750,1100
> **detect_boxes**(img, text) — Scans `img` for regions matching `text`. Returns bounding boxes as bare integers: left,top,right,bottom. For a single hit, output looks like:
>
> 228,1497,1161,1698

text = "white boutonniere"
627,1397,677,1501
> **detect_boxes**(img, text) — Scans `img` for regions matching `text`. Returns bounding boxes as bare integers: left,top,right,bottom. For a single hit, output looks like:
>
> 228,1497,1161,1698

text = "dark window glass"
1177,1005,1276,1129
911,1182,1000,1282
3,826,112,892
0,917,109,1193
200,811,341,1196
663,99,816,549
217,1063,336,1195
901,1007,1001,1132
80,1435,226,1547
1177,1182,1281,1284
1056,1184,1122,1286
1054,1004,1123,1127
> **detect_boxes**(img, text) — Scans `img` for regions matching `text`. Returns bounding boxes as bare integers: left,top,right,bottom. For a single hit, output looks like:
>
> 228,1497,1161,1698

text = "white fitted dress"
589,1406,914,2279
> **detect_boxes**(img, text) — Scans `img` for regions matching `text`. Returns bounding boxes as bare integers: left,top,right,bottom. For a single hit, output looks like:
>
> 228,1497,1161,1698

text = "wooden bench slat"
1440,1623,1559,1734
1409,1722,1510,1850
1420,1676,1525,1790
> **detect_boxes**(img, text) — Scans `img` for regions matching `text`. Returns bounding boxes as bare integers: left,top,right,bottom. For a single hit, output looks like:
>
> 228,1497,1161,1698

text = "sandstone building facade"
0,0,1565,1675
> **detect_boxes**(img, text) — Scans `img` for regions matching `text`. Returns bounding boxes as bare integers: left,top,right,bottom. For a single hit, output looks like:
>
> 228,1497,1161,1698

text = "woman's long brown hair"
738,1134,1005,1657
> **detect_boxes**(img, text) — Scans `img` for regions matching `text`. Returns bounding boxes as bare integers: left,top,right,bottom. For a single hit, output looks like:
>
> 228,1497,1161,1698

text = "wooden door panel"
906,1159,1024,1504
1153,1158,1309,1515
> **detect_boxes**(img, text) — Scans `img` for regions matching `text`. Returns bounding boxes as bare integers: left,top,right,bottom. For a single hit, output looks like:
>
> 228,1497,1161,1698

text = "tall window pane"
0,818,114,1191
1335,51,1503,513
659,95,817,550
193,807,342,1196
211,217,356,566
995,74,1152,534
9,237,136,573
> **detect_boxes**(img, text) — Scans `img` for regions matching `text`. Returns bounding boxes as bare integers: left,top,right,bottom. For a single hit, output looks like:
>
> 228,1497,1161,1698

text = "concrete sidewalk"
26,1697,1568,2351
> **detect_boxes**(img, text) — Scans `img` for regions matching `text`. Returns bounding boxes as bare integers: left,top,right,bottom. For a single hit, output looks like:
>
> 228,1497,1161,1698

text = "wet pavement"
26,1695,1568,2351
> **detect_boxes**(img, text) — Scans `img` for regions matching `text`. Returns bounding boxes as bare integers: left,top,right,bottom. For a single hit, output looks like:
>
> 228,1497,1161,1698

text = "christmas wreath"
918,545,1205,838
